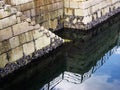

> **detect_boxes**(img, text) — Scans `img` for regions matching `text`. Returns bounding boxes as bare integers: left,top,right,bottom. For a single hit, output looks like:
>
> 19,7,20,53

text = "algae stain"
64,39,72,43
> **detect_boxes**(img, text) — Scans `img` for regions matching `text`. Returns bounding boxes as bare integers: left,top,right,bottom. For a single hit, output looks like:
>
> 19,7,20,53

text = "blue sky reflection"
54,47,120,90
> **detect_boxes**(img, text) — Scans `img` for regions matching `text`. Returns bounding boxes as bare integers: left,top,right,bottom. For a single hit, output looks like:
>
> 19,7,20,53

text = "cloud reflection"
53,46,120,90
54,74,120,90
114,47,120,55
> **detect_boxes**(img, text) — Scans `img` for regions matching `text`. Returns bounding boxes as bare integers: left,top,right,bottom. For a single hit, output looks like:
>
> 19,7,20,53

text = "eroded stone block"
35,36,50,50
0,27,13,42
12,22,34,35
25,31,33,42
0,53,8,68
19,33,27,44
23,41,35,56
9,36,20,49
8,46,23,62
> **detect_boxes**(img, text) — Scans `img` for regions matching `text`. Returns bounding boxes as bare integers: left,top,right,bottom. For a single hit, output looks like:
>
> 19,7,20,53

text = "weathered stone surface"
35,36,50,50
0,42,4,54
0,15,17,30
12,22,34,35
0,27,13,42
19,33,27,44
33,29,43,39
0,40,11,54
2,40,11,52
8,46,23,62
0,1,5,8
0,9,11,19
23,41,35,56
0,0,64,77
64,0,120,29
9,36,20,49
25,31,33,42
0,53,8,68
10,0,33,5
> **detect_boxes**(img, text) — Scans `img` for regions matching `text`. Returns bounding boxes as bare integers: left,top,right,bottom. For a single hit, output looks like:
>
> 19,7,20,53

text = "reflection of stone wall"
0,46,65,90
0,1,63,77
65,14,120,74
64,0,120,30
4,0,64,31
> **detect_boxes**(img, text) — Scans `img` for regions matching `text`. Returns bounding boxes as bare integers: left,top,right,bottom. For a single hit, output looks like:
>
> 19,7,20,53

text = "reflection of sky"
53,46,120,90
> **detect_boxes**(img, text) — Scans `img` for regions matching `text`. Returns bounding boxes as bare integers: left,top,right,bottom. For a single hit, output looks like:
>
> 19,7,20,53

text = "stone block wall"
0,0,120,77
0,1,63,77
4,0,64,31
3,0,120,30
64,0,120,30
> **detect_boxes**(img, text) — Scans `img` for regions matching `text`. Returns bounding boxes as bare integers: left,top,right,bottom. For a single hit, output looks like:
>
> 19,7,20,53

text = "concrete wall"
64,0,120,30
0,0,63,77
4,0,64,31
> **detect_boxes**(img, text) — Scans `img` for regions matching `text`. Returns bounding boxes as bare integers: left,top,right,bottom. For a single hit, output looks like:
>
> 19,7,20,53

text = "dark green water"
0,14,120,90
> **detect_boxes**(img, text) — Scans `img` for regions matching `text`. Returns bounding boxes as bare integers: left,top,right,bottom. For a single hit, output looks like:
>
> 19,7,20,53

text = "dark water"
0,14,120,90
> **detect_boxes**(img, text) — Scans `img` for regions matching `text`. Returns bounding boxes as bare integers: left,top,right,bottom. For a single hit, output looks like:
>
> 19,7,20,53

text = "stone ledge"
64,7,120,30
0,37,63,77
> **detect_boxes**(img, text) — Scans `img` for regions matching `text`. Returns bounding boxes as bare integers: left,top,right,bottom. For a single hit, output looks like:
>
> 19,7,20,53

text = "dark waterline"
0,14,120,90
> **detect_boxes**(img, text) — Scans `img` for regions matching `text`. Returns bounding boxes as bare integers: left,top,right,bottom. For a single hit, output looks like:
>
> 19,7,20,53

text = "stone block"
23,41,35,56
100,1,108,9
25,31,33,42
0,42,5,54
0,9,11,19
17,17,22,23
0,40,11,54
82,16,92,24
10,0,33,5
2,40,11,52
51,19,58,30
0,15,17,29
97,10,102,18
104,7,110,14
0,27,13,42
31,9,36,17
64,0,70,8
92,4,100,13
111,0,119,4
9,36,20,49
0,53,8,68
35,36,50,50
33,29,43,39
19,33,27,44
8,46,23,62
12,22,34,35
64,8,74,15
43,22,48,29
58,9,63,16
78,0,104,9
74,9,84,16
70,1,79,8
24,10,31,18
0,1,5,8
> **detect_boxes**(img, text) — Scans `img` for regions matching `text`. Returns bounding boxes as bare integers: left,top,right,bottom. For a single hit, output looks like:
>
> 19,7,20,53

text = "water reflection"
54,48,120,90
0,14,120,90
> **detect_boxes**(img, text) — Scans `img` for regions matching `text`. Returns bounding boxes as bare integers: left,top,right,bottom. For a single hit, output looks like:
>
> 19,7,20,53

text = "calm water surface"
0,15,120,90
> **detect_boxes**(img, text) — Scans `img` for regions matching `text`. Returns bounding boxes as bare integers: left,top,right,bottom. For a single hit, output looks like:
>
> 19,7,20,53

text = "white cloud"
114,47,120,55
53,74,120,90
